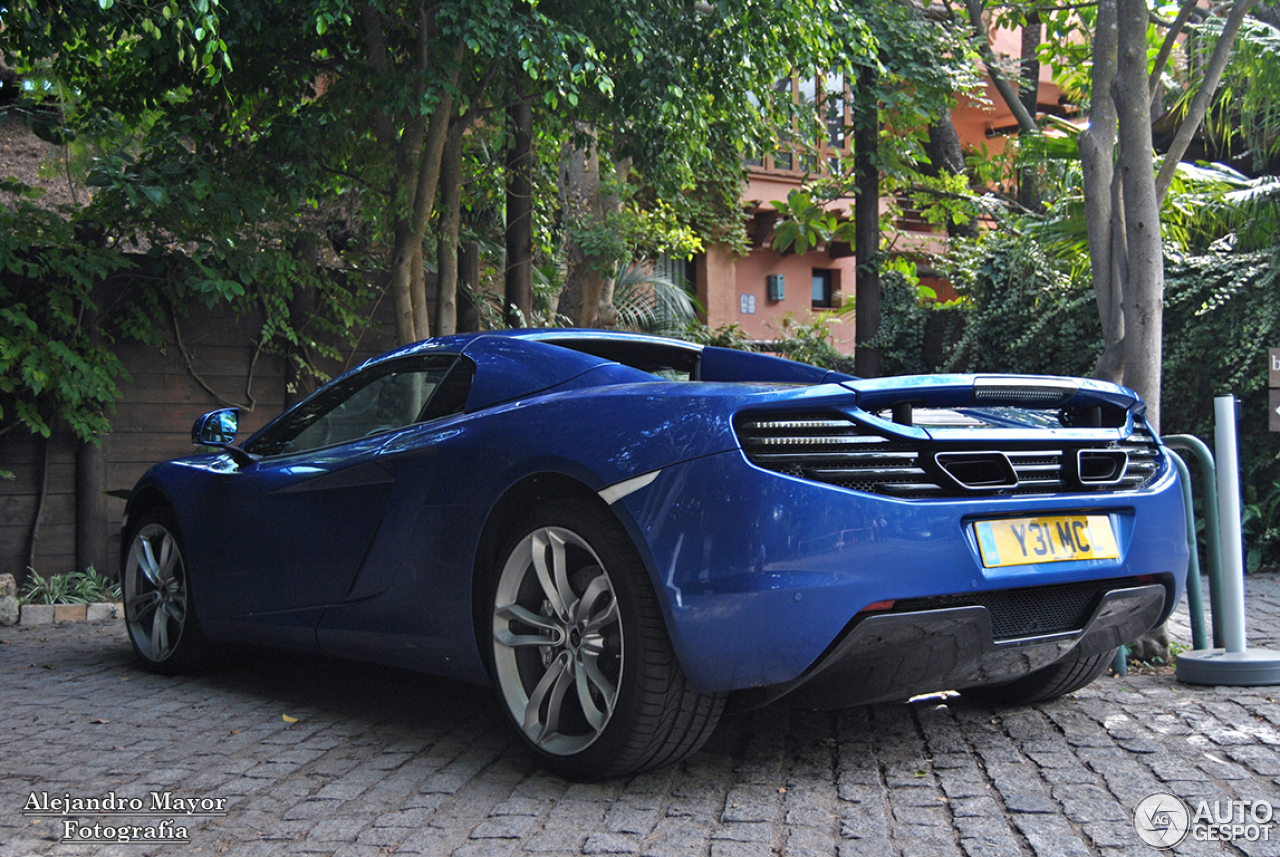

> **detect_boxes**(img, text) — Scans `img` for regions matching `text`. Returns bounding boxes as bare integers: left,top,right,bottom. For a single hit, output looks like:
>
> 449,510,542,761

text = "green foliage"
611,260,700,337
571,198,704,276
679,322,755,350
0,182,133,446
942,230,1102,377
770,190,845,255
630,143,750,258
19,566,121,605
1161,245,1280,569
0,0,230,109
1161,162,1280,253
1175,14,1280,174
866,271,933,376
767,312,858,376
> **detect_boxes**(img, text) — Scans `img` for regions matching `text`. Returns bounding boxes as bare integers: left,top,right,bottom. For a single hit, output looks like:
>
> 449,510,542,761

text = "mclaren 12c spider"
121,330,1188,778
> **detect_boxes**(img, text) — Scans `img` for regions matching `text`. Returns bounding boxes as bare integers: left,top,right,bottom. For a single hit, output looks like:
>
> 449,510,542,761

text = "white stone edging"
12,602,123,626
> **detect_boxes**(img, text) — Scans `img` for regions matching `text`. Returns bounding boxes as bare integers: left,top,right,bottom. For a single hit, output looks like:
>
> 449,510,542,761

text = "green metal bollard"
1167,450,1209,651
1163,434,1223,649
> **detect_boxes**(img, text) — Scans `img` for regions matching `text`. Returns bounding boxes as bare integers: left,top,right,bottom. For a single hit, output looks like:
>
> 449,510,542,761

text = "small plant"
767,312,858,376
19,566,121,605
71,566,123,603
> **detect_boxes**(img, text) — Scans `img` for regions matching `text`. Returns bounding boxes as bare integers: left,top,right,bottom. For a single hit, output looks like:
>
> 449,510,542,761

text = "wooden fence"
1,289,396,585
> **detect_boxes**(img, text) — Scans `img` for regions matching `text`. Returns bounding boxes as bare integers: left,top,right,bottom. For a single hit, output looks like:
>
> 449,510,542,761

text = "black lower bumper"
734,583,1167,711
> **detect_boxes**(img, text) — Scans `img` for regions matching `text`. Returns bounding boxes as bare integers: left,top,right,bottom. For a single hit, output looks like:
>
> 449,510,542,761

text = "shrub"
19,566,121,605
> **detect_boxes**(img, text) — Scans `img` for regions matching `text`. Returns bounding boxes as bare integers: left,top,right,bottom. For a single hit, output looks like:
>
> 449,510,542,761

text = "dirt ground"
0,111,86,209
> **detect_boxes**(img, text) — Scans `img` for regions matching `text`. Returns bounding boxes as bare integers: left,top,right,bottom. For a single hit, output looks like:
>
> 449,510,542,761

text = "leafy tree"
549,0,868,328
970,0,1265,431
767,0,977,376
2,0,871,350
0,183,136,451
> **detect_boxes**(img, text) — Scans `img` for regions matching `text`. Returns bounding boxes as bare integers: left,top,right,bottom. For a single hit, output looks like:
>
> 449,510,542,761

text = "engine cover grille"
736,414,1160,498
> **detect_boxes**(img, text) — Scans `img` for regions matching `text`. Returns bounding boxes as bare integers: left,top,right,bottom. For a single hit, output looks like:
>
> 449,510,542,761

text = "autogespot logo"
1134,793,1191,848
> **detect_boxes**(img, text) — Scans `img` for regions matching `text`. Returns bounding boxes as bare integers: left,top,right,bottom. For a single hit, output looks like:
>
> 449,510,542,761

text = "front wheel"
489,497,724,779
122,511,211,675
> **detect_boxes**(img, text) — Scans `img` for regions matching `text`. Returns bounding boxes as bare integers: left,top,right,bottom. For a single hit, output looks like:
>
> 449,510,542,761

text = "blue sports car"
121,330,1188,779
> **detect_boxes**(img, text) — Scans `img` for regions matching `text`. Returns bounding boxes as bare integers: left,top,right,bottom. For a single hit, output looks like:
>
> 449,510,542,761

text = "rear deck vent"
736,413,1162,499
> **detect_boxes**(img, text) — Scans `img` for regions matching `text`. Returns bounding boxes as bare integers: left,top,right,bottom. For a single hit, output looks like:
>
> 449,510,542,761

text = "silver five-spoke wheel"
488,498,725,780
493,525,623,756
122,512,209,674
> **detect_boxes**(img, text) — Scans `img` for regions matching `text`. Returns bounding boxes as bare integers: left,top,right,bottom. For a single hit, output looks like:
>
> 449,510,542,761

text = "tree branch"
172,312,259,411
358,4,398,150
1155,0,1262,203
1149,0,1201,98
964,0,1040,136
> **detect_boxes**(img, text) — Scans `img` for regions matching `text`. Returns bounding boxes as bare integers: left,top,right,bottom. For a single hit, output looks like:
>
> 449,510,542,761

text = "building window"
744,73,852,177
812,269,834,309
825,72,847,149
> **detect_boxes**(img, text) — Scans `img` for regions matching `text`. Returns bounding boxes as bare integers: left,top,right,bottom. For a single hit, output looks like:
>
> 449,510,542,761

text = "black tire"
488,497,725,780
963,646,1117,705
122,510,211,675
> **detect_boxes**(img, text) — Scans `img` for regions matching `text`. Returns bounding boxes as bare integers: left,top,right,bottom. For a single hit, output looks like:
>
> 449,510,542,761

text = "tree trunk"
75,439,107,576
558,132,608,328
594,156,630,329
1017,11,1043,211
386,88,454,345
435,120,466,338
75,297,108,576
1079,0,1125,383
505,97,534,328
965,0,1039,136
925,116,975,239
1115,0,1164,432
361,1,462,345
27,433,49,573
458,240,482,333
853,65,881,379
1019,12,1041,119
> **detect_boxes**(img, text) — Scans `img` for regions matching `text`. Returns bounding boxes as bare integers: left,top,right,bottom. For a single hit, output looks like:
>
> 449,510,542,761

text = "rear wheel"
963,646,1117,705
122,511,211,675
489,497,724,779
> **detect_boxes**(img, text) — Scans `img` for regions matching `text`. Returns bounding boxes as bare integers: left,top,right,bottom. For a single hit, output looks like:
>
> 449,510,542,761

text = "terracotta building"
691,25,1068,355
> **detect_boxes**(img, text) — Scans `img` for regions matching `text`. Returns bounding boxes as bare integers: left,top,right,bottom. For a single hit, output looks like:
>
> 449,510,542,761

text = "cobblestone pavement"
4,575,1280,857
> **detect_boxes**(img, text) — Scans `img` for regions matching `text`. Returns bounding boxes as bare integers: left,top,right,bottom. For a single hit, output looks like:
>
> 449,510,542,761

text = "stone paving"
3,575,1280,857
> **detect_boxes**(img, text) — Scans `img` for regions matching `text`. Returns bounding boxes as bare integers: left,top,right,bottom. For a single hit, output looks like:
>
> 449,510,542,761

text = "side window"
247,355,461,457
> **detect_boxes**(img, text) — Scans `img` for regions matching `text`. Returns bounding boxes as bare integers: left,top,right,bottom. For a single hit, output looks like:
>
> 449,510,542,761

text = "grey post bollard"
1177,395,1280,685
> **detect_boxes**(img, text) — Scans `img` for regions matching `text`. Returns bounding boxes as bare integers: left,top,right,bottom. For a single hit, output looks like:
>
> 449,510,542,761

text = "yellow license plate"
973,515,1119,568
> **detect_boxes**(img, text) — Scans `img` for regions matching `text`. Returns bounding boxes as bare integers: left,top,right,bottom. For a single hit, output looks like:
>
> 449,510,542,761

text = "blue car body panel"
124,330,1189,701
613,450,1184,691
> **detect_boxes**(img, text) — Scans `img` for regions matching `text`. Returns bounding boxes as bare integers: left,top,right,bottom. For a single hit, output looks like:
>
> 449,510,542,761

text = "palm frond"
612,259,701,337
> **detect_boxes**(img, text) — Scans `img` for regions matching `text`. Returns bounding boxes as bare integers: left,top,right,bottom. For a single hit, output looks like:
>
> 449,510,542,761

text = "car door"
193,354,460,624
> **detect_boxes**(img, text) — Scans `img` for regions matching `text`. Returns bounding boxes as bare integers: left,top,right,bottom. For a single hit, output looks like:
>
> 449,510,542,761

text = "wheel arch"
120,486,179,565
470,472,636,671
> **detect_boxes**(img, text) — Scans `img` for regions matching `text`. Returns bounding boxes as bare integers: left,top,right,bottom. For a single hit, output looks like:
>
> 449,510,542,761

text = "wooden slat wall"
0,433,78,582
0,287,396,586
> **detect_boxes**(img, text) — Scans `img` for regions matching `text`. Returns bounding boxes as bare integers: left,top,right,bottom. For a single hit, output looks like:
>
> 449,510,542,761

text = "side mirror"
192,408,240,446
190,408,260,466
